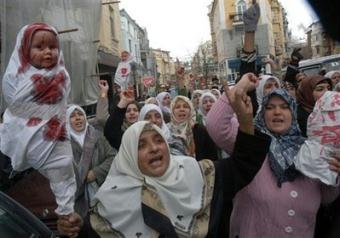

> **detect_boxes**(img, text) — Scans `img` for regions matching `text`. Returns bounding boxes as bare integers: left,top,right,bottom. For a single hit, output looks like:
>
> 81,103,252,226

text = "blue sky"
119,0,318,60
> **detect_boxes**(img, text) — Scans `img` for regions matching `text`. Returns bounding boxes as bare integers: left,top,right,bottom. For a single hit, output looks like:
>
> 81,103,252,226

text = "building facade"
307,21,340,58
152,49,175,87
269,0,287,64
209,0,288,82
192,40,219,79
97,0,122,76
119,9,157,98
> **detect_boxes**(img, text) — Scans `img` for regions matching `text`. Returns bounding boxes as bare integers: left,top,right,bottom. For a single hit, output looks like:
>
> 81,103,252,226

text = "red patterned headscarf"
18,23,58,74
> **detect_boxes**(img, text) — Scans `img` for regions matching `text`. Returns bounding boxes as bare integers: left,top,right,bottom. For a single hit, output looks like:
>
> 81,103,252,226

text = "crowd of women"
2,2,340,238
54,3,340,238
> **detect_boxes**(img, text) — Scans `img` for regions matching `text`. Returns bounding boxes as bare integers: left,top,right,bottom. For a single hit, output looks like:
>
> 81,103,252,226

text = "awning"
228,58,241,69
97,50,120,68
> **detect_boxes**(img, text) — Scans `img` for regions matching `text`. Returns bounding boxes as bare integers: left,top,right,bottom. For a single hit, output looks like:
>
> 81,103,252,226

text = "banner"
142,76,155,88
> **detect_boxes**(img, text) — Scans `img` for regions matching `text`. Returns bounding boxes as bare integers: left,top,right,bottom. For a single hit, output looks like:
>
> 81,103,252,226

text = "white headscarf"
114,52,135,89
191,90,203,109
95,121,204,237
66,105,88,148
256,75,281,114
138,104,171,140
211,88,221,99
0,23,71,171
334,82,340,92
156,92,171,115
198,92,217,125
145,97,159,105
325,70,340,80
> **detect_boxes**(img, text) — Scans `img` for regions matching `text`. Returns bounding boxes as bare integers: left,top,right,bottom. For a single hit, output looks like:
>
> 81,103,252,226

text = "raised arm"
239,2,261,116
206,73,259,154
176,66,188,97
96,80,110,129
206,93,239,154
217,75,268,195
209,85,270,236
104,91,134,150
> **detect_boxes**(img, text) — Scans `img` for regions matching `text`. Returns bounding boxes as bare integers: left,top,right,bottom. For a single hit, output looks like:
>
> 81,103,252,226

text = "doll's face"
121,51,130,62
29,30,59,69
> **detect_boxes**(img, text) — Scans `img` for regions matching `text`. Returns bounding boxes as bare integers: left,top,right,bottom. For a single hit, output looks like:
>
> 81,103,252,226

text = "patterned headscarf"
295,91,340,186
255,89,305,187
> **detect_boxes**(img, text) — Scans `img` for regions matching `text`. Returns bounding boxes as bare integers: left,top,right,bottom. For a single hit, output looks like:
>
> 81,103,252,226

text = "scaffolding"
0,0,102,112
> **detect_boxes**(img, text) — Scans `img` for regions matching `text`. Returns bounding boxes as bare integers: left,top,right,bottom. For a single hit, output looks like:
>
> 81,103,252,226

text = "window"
109,6,115,39
236,0,246,15
129,39,132,53
135,44,138,60
316,45,320,54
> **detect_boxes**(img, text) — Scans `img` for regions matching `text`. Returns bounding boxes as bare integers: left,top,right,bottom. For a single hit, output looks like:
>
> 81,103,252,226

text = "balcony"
229,12,244,27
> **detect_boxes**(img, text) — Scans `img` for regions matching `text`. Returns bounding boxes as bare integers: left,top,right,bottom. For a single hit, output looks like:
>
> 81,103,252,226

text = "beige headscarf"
168,96,195,155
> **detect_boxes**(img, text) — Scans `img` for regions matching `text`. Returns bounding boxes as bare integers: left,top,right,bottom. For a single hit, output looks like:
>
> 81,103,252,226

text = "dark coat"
104,106,126,150
193,123,219,161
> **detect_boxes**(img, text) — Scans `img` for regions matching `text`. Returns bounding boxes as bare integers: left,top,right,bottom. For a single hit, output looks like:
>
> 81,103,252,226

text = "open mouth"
128,116,137,121
149,155,163,167
272,118,284,125
75,121,83,127
177,114,187,119
43,57,52,62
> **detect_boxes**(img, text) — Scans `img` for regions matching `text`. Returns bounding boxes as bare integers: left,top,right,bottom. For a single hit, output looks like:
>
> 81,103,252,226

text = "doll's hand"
86,170,96,183
57,213,83,238
243,2,260,32
329,156,340,174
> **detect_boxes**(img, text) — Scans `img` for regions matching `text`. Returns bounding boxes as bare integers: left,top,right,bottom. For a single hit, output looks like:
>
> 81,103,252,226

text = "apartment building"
209,0,288,81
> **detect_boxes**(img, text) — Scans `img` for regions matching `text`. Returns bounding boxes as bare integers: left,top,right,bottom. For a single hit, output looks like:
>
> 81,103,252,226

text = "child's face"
29,30,59,69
